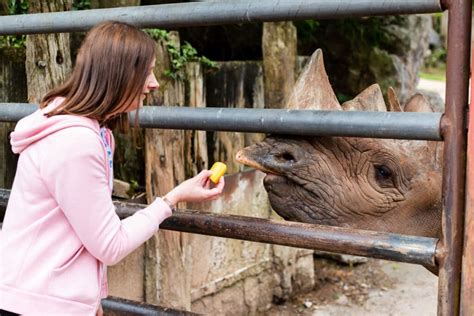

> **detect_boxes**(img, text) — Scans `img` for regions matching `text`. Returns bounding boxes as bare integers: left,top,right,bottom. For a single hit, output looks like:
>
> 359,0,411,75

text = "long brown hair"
41,21,156,132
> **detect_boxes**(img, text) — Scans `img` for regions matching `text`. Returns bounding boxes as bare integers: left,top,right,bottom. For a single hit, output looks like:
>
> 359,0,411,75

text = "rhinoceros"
236,49,443,239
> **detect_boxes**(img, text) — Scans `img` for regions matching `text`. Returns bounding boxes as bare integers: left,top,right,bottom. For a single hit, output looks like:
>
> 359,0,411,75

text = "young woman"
0,21,224,315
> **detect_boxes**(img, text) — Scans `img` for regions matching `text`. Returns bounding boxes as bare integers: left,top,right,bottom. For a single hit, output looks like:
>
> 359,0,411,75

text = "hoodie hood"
11,98,100,154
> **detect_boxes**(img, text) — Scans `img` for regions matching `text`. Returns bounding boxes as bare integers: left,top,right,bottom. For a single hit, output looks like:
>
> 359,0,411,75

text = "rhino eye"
374,164,395,187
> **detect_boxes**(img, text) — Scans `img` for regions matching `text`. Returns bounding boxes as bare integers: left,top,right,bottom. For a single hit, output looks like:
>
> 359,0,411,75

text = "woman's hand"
164,170,224,205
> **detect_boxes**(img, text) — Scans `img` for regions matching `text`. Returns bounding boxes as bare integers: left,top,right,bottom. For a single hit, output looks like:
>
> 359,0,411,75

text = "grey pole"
0,103,442,140
0,0,443,35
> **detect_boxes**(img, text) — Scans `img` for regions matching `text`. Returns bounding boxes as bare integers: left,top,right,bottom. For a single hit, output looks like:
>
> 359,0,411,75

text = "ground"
266,258,437,316
266,78,443,316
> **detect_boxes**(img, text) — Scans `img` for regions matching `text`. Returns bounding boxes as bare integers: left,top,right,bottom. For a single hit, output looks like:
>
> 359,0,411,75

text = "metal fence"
0,1,471,315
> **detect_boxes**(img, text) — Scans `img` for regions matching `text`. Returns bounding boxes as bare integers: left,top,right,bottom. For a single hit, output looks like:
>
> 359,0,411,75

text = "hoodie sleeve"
41,127,172,265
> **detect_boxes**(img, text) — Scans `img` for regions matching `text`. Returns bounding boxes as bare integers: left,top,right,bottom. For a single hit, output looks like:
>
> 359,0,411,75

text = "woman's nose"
148,72,159,91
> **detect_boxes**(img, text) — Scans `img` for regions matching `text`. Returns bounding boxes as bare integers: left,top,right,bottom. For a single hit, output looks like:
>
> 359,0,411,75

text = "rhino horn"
404,93,433,113
387,87,402,112
286,49,341,111
341,84,387,112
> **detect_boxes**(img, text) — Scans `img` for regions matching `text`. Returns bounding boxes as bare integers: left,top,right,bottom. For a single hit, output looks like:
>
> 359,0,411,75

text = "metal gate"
0,1,471,315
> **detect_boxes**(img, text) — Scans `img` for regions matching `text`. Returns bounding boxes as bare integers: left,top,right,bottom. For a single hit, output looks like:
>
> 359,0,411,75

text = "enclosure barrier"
0,0,443,35
0,103,443,140
0,0,471,315
0,189,438,267
102,297,196,316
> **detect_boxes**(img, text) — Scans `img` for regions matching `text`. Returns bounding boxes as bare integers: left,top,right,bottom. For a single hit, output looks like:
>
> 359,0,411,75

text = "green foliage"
295,20,320,40
0,35,26,49
72,0,91,10
7,0,28,15
145,28,218,80
424,47,446,69
419,71,445,82
144,29,169,42
0,0,28,50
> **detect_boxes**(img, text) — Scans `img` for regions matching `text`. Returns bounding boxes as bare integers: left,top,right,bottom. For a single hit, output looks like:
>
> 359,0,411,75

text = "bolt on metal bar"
437,0,472,315
0,103,443,140
0,0,443,36
102,296,196,315
0,189,438,267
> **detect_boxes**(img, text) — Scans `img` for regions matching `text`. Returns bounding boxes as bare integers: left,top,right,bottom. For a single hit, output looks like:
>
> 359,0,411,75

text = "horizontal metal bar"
0,103,443,140
0,104,36,122
160,212,438,267
0,188,438,266
0,1,442,36
102,296,196,315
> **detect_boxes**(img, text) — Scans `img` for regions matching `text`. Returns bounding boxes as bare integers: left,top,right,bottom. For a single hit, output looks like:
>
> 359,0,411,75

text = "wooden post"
144,33,191,310
262,22,297,109
0,3,28,219
94,0,140,7
0,50,26,190
205,61,265,174
25,1,72,103
262,21,315,301
184,62,208,177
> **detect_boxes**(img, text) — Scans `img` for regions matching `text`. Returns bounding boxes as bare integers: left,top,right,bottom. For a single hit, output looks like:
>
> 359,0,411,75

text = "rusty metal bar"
437,0,472,315
0,188,438,267
102,296,196,315
460,22,474,316
0,103,443,140
158,210,438,267
0,0,443,36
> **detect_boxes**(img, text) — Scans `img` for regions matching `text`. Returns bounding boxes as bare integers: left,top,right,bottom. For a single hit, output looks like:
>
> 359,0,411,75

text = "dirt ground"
266,257,437,316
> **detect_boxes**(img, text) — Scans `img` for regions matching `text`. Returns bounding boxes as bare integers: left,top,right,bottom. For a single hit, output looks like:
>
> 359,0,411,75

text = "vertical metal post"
438,0,472,315
460,29,474,316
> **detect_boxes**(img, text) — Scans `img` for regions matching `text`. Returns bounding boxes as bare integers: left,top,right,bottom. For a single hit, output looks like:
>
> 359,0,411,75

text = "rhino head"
236,49,443,238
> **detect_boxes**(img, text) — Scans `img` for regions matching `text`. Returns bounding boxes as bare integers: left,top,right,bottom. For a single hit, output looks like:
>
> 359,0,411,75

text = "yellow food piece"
210,162,227,183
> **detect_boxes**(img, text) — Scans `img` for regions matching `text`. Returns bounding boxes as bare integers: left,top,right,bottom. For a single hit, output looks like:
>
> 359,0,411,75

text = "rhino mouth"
263,174,298,220
263,174,287,195
235,150,280,176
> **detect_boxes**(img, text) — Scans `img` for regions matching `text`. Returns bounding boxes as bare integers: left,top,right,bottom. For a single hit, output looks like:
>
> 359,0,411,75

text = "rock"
298,15,433,103
304,301,313,308
416,89,445,112
112,179,131,199
335,294,349,306
314,251,369,265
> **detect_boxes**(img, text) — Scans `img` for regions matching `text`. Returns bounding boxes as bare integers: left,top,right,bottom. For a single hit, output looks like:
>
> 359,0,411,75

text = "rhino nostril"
276,152,296,164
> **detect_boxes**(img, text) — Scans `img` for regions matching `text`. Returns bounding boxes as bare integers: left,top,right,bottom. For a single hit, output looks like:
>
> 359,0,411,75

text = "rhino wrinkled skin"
236,49,443,239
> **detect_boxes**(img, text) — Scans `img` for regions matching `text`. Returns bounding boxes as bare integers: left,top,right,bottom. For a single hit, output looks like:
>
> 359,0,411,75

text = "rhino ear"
341,84,386,112
286,49,341,111
404,93,433,113
387,87,402,112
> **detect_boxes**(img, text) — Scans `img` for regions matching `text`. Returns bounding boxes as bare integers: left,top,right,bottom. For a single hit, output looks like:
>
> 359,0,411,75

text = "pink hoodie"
0,98,172,315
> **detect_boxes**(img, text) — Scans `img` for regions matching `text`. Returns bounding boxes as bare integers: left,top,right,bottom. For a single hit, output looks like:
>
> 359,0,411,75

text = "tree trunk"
0,47,27,220
205,61,265,174
0,49,26,188
184,62,208,177
262,22,297,109
93,0,140,8
144,33,191,310
25,0,72,103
